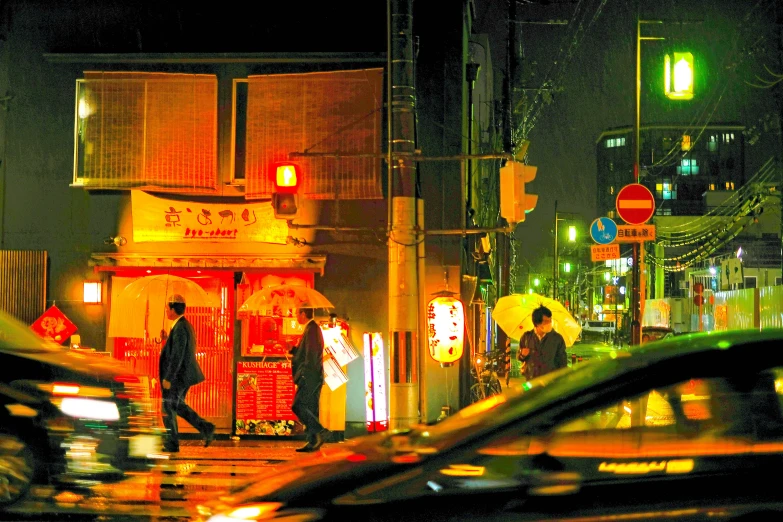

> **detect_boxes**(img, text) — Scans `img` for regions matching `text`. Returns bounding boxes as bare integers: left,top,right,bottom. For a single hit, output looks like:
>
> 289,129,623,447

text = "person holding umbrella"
518,305,567,380
290,303,331,452
159,294,216,452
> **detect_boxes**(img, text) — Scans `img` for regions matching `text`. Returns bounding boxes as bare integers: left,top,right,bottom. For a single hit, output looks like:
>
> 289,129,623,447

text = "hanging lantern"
426,291,465,367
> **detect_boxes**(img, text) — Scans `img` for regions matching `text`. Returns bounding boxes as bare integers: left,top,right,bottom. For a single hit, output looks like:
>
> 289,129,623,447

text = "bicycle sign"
590,217,618,245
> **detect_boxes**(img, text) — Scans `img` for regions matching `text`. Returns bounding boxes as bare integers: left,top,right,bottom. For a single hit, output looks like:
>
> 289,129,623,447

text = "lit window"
609,186,615,195
725,182,735,190
709,184,715,191
656,181,676,200
677,158,699,176
722,133,734,144
656,207,672,216
708,135,718,152
681,135,691,151
605,137,626,148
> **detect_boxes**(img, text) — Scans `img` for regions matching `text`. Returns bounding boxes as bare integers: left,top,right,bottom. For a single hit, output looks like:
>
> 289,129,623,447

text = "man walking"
518,305,567,380
159,294,215,452
290,303,329,452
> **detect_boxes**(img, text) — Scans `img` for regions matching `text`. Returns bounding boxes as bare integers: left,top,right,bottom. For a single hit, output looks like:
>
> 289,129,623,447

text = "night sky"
475,0,782,273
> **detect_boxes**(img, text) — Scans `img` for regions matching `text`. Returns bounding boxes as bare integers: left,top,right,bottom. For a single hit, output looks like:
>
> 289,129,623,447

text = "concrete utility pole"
388,0,420,430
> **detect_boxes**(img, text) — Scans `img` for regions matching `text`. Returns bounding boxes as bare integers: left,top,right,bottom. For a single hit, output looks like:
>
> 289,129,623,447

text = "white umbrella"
109,274,219,339
239,283,334,317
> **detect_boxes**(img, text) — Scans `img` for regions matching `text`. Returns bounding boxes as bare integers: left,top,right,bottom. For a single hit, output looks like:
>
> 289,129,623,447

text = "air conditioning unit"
679,280,690,290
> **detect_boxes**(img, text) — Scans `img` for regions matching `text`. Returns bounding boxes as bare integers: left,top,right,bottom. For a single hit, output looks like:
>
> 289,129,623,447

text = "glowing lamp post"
426,291,465,367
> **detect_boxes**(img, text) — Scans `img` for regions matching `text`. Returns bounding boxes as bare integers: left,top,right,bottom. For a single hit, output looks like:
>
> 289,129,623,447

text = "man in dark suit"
290,304,329,452
159,294,215,452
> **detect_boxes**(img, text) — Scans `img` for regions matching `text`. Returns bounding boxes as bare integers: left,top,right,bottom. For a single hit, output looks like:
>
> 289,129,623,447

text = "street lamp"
553,201,581,301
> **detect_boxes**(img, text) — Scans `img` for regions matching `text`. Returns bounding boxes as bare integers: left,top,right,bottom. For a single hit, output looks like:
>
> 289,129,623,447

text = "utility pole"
388,0,420,430
496,0,518,368
553,200,559,300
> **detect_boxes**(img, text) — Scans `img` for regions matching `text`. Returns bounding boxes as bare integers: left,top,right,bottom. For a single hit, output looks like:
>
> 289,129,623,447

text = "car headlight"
207,503,283,521
59,397,120,421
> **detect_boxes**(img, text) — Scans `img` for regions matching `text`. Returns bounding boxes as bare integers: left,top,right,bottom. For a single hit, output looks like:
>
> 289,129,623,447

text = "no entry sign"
616,183,655,225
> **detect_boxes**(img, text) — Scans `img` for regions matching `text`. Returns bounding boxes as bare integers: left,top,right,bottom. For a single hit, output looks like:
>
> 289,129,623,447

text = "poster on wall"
235,360,300,436
131,190,289,244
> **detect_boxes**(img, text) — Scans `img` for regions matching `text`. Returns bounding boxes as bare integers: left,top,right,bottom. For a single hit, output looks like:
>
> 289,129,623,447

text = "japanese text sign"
426,295,464,366
616,225,656,242
131,190,288,244
591,244,621,262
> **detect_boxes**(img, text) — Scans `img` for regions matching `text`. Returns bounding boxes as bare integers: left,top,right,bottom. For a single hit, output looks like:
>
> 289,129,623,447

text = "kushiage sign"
426,292,465,367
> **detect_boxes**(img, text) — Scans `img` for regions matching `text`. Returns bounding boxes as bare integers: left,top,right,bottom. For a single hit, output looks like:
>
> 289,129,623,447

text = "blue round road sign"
590,217,618,245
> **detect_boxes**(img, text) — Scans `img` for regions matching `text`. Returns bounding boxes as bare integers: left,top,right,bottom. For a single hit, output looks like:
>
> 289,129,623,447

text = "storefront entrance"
109,271,235,432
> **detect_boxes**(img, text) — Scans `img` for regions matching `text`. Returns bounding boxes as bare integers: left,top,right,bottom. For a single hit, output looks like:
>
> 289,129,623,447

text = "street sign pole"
615,183,655,347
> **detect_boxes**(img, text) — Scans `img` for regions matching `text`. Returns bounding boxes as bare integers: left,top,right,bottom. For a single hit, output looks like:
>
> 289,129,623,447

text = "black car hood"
2,345,135,383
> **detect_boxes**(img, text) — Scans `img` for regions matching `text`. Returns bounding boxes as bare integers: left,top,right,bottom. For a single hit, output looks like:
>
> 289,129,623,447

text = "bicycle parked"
470,348,505,403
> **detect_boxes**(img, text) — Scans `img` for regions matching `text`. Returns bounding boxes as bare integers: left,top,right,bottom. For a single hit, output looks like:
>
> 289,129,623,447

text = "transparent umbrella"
492,293,582,347
109,274,220,339
238,283,334,317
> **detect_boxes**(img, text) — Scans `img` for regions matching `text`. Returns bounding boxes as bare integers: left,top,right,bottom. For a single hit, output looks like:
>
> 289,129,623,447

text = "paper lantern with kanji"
426,292,465,367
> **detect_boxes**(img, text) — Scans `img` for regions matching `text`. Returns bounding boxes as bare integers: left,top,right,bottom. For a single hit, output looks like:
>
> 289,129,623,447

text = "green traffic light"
568,225,576,242
533,278,540,287
564,262,571,273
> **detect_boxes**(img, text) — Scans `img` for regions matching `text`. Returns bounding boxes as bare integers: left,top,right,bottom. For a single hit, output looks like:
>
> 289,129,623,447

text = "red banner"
30,305,77,344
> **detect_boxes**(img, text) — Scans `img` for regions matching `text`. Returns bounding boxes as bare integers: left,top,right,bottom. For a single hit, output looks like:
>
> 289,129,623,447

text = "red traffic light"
273,163,300,193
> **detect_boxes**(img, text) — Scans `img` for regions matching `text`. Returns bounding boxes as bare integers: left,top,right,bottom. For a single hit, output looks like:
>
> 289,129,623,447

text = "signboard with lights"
363,333,388,433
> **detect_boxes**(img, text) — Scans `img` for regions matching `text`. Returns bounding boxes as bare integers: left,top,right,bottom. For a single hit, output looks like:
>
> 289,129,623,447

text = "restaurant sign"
131,190,288,244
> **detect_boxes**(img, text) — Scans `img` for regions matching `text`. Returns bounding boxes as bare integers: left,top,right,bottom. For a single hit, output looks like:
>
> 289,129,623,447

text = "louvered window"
241,68,383,200
74,72,217,193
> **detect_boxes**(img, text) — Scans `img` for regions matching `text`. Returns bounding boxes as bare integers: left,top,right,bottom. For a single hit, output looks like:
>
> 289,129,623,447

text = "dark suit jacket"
291,319,324,386
159,316,205,389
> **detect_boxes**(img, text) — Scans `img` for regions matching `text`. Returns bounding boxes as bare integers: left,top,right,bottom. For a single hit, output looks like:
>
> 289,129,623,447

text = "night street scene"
2,0,783,520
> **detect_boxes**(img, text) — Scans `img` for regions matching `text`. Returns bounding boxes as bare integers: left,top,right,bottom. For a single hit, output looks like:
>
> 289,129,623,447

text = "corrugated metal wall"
0,250,47,324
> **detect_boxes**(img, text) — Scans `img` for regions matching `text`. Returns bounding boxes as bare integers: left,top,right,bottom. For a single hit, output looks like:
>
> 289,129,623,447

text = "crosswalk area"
2,453,289,521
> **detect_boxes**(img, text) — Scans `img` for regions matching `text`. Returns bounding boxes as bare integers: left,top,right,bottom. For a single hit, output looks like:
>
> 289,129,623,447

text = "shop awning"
91,253,327,275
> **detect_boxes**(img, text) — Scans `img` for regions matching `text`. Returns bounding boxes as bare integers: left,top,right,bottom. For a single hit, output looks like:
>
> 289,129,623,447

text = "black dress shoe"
311,430,327,450
163,444,180,453
295,443,316,453
203,423,216,447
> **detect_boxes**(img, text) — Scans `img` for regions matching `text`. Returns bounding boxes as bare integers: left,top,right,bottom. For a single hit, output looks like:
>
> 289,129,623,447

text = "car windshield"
0,310,64,353
393,358,619,453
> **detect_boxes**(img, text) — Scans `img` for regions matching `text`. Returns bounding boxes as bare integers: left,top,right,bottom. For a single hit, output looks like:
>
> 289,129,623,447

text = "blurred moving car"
0,310,163,508
579,319,616,343
196,329,783,522
642,325,676,343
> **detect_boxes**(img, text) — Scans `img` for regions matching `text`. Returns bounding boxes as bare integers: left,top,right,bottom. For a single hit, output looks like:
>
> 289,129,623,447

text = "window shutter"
244,69,383,200
75,72,217,193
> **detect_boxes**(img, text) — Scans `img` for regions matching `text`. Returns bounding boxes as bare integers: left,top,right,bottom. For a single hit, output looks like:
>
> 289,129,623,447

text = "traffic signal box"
499,160,538,224
272,163,301,219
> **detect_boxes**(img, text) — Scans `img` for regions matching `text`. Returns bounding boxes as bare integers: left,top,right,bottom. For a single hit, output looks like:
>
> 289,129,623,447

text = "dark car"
642,325,676,343
196,329,783,522
0,310,163,507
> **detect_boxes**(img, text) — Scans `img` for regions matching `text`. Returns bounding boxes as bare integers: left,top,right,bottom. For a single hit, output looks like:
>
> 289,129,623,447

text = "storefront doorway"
109,271,235,432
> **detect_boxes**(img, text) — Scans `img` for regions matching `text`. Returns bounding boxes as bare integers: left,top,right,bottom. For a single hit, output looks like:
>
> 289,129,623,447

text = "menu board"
235,360,299,436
